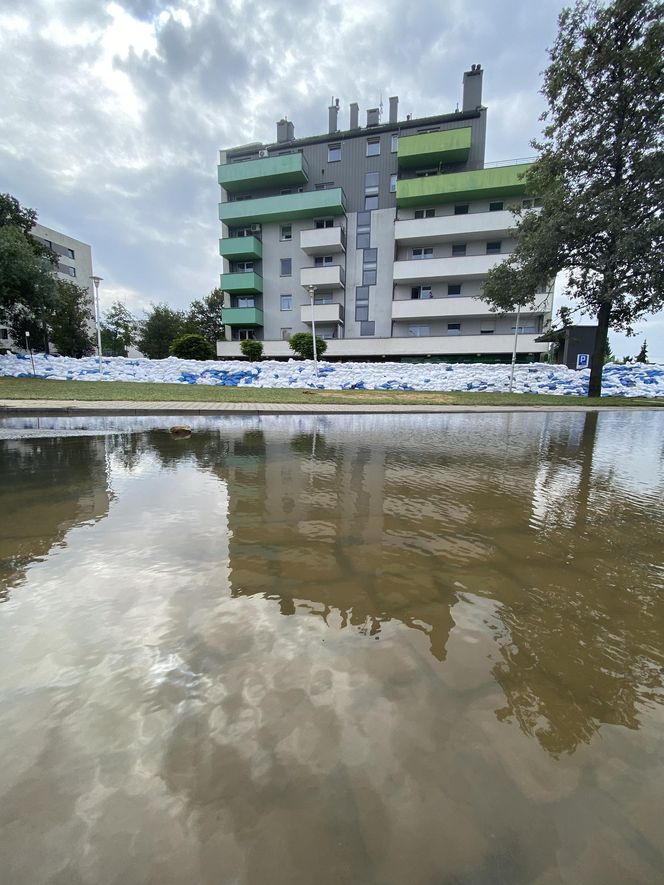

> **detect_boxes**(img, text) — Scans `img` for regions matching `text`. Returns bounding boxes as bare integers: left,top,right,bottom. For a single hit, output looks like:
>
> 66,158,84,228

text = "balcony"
300,303,344,325
219,236,262,261
300,225,346,255
219,271,263,294
394,209,518,244
218,152,308,193
396,163,532,207
222,307,264,327
397,127,472,169
392,296,499,320
393,253,506,283
300,264,345,290
219,188,346,226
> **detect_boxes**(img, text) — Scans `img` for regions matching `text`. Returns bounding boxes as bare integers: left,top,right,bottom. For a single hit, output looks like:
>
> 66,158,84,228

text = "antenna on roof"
379,91,383,121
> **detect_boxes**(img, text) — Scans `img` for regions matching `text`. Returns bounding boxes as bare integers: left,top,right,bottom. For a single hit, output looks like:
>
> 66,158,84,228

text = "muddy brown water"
1,412,663,885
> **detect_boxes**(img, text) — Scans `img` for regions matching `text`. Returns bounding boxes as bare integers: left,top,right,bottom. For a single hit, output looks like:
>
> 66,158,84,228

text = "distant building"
217,65,553,362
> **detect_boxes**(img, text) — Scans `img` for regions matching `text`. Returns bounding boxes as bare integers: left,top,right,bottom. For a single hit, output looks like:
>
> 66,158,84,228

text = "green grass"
1,376,662,407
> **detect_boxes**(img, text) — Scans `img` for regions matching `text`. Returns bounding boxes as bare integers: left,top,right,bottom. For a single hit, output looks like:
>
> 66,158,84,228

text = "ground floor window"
231,328,257,341
447,323,461,336
408,325,430,337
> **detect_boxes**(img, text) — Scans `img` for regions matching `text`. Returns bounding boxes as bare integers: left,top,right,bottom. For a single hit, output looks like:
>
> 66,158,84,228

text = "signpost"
576,353,590,370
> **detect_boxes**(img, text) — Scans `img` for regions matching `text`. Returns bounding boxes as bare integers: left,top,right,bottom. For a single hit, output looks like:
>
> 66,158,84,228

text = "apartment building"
217,66,552,361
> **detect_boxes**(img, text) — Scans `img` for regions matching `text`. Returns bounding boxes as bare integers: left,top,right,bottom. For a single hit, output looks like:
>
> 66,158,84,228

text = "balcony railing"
394,210,518,244
396,163,532,208
219,271,263,294
219,188,346,226
218,235,263,261
300,225,346,255
221,307,264,327
300,303,344,325
397,127,472,169
218,152,309,193
300,264,345,290
393,253,507,283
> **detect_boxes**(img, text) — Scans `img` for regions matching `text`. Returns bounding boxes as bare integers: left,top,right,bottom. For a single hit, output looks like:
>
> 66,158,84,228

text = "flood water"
1,411,664,885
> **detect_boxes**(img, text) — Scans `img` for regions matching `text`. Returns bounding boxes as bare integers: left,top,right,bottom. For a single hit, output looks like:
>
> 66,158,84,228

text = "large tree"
137,303,184,359
48,280,94,358
482,0,664,396
183,288,225,345
101,300,137,356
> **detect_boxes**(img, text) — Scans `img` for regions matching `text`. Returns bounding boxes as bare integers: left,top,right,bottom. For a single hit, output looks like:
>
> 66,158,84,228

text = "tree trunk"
588,301,611,398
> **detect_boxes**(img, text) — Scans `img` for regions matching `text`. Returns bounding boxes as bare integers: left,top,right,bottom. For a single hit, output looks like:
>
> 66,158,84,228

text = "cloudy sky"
1,0,661,361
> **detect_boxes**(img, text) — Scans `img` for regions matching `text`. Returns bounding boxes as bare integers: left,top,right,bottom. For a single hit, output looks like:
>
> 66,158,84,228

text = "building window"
454,204,469,215
233,261,254,273
391,134,398,153
356,211,371,250
365,195,379,210
512,323,538,334
315,182,336,190
57,262,76,277
414,208,435,219
363,248,377,269
362,269,377,285
314,255,334,266
232,328,256,340
230,225,254,238
480,322,495,335
281,328,292,340
328,143,341,162
486,241,501,255
357,233,370,249
0,327,8,341
366,137,380,157
67,248,75,259
314,293,332,304
447,323,461,336
314,217,334,229
355,304,369,321
280,294,292,310
365,171,379,195
522,199,534,209
452,244,466,257
280,224,292,241
360,321,375,336
412,247,433,260
390,173,397,193
280,258,292,276
411,286,432,300
447,284,462,296
235,297,255,308
408,325,430,337
489,201,504,212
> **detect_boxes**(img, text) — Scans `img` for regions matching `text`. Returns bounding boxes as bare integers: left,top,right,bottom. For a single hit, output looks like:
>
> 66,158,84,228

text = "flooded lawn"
1,411,663,885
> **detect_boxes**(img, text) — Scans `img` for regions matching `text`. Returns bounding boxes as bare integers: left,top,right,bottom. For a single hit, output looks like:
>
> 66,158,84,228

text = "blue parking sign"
576,353,590,369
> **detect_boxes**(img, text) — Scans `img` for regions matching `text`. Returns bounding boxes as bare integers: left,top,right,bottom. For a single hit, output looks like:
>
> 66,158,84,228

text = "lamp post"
25,330,36,376
508,302,521,393
90,276,103,374
306,284,318,377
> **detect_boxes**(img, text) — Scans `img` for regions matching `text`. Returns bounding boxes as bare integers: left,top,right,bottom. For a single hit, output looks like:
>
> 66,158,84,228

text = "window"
280,258,292,276
366,137,380,157
232,328,256,340
280,224,292,241
314,217,334,229
452,244,466,257
412,247,433,259
365,195,379,210
480,321,495,335
328,143,341,162
447,284,462,296
58,263,76,277
355,304,369,322
486,241,501,255
280,294,292,311
408,325,430,337
356,211,371,249
314,255,334,266
391,134,398,153
360,321,375,336
411,286,432,300
414,208,435,219
363,248,377,269
0,327,8,341
230,226,253,238
489,201,504,212
447,323,461,336
315,182,336,190
314,293,332,304
521,198,534,209
390,173,397,193
67,248,75,260
362,269,377,285
365,172,379,194
454,204,469,215
356,233,370,249
356,285,370,322
281,328,292,340
233,261,254,273
512,323,538,334
235,297,255,308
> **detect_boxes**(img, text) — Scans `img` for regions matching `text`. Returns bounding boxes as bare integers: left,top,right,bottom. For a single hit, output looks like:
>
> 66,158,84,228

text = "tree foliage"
48,280,94,357
636,339,648,362
239,338,263,361
137,303,184,359
481,0,664,396
170,333,216,361
184,288,225,344
100,301,137,356
288,332,328,360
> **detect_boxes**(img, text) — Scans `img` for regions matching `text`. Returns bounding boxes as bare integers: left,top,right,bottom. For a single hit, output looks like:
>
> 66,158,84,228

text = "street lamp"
90,276,103,374
306,284,318,377
24,330,36,376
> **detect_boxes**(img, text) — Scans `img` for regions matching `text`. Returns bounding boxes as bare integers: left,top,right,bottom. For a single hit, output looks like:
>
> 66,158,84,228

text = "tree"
0,226,57,351
170,333,216,361
481,0,664,397
636,338,648,362
240,339,263,361
48,280,94,357
136,303,184,359
100,301,137,356
184,288,225,344
604,337,616,364
288,332,328,360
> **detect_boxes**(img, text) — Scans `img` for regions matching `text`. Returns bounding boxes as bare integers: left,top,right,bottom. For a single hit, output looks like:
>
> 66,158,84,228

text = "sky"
1,0,661,362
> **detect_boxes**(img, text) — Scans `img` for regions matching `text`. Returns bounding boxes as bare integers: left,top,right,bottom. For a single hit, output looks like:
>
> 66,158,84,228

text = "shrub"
169,333,215,361
288,332,327,360
240,338,263,361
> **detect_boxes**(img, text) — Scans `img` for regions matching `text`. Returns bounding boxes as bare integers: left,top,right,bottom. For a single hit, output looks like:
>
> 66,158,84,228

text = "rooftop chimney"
328,97,340,134
389,96,398,124
366,107,379,127
276,118,289,143
462,64,483,112
350,102,359,129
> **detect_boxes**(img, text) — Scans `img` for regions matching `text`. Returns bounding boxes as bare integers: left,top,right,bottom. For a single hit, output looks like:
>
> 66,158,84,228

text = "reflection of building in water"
0,436,112,600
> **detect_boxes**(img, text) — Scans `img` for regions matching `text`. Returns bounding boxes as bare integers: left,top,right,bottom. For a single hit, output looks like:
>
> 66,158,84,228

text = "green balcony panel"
218,153,308,193
219,236,262,261
219,271,263,294
219,188,346,226
397,163,532,207
222,307,264,327
398,127,472,168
